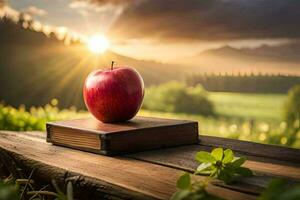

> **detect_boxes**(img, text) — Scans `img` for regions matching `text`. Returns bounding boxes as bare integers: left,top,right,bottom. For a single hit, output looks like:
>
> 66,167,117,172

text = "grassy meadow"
139,92,293,147
209,92,285,121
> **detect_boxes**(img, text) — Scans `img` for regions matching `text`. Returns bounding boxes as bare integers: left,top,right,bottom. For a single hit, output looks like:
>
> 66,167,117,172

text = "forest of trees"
0,14,81,46
186,74,300,94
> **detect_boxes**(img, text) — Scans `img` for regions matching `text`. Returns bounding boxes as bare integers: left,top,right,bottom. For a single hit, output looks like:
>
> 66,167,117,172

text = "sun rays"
87,35,110,54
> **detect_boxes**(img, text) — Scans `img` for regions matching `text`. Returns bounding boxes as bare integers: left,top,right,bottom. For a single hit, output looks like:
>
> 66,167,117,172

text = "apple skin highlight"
83,66,144,123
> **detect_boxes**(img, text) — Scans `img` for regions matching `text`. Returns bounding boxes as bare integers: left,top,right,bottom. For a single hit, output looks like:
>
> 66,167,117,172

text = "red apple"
83,62,144,123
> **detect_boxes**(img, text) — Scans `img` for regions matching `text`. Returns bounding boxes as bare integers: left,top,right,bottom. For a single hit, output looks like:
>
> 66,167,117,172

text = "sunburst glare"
87,35,110,54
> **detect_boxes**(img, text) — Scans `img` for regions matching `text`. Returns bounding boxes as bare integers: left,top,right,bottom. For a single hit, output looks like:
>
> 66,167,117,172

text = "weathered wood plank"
199,135,300,163
128,144,300,195
0,131,256,200
9,131,300,163
127,135,300,195
2,131,300,196
128,144,300,180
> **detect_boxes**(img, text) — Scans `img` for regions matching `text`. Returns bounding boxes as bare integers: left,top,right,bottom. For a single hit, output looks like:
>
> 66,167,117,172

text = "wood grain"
0,131,256,200
128,144,300,195
128,144,300,180
199,135,300,163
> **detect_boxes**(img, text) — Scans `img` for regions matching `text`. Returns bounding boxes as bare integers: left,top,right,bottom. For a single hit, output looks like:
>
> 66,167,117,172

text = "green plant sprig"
171,147,253,200
172,148,300,200
171,173,224,200
195,148,253,184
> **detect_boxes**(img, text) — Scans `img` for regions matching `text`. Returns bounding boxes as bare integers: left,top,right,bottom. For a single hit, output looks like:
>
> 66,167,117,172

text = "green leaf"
279,185,300,200
195,169,214,176
210,168,219,178
218,169,235,184
195,151,216,163
170,190,191,200
0,181,20,200
196,163,214,175
197,163,212,172
231,157,246,167
176,173,191,190
235,167,253,177
211,148,224,161
222,149,234,163
67,181,73,200
258,179,287,200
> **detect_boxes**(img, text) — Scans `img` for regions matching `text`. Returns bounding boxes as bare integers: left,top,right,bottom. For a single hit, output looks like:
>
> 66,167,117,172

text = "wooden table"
0,131,299,200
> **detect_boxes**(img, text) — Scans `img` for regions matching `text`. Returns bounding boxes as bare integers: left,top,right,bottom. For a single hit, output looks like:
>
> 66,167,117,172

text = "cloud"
69,1,90,9
23,6,47,17
106,0,300,41
73,0,132,6
69,0,131,14
69,0,127,35
69,1,103,13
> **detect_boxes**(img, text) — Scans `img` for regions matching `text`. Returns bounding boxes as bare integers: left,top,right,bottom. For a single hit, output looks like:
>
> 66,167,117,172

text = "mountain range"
176,42,300,75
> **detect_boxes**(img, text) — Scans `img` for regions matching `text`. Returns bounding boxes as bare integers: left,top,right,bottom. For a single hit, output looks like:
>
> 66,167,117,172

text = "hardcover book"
46,116,199,155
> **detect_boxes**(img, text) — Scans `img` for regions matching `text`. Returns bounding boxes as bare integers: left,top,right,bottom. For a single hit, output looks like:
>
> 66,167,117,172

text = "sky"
4,0,300,61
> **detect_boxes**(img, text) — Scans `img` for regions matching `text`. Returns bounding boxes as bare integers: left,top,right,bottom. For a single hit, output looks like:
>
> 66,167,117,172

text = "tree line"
186,74,300,93
0,14,81,46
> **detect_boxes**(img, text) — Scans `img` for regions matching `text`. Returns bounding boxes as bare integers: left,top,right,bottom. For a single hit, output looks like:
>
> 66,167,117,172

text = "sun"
87,35,110,54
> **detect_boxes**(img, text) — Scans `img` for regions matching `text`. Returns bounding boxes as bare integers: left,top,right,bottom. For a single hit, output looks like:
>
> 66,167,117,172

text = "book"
46,116,199,155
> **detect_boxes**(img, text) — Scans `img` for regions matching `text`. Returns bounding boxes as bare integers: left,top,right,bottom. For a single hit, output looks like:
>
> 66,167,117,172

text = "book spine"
46,123,52,143
99,135,112,154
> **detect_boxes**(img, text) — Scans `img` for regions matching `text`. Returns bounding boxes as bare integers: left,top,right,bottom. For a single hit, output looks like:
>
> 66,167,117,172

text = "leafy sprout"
171,173,224,200
171,148,255,200
195,148,253,184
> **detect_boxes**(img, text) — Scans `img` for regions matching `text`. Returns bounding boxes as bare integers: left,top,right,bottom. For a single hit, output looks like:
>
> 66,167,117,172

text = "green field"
140,92,286,123
139,92,296,148
209,92,286,121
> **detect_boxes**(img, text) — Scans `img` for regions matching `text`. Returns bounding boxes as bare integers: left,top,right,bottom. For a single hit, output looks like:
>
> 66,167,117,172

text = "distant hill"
175,43,300,75
203,43,300,62
0,16,184,108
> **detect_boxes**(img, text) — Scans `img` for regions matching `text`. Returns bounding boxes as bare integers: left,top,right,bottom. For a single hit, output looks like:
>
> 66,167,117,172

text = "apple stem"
111,61,114,70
